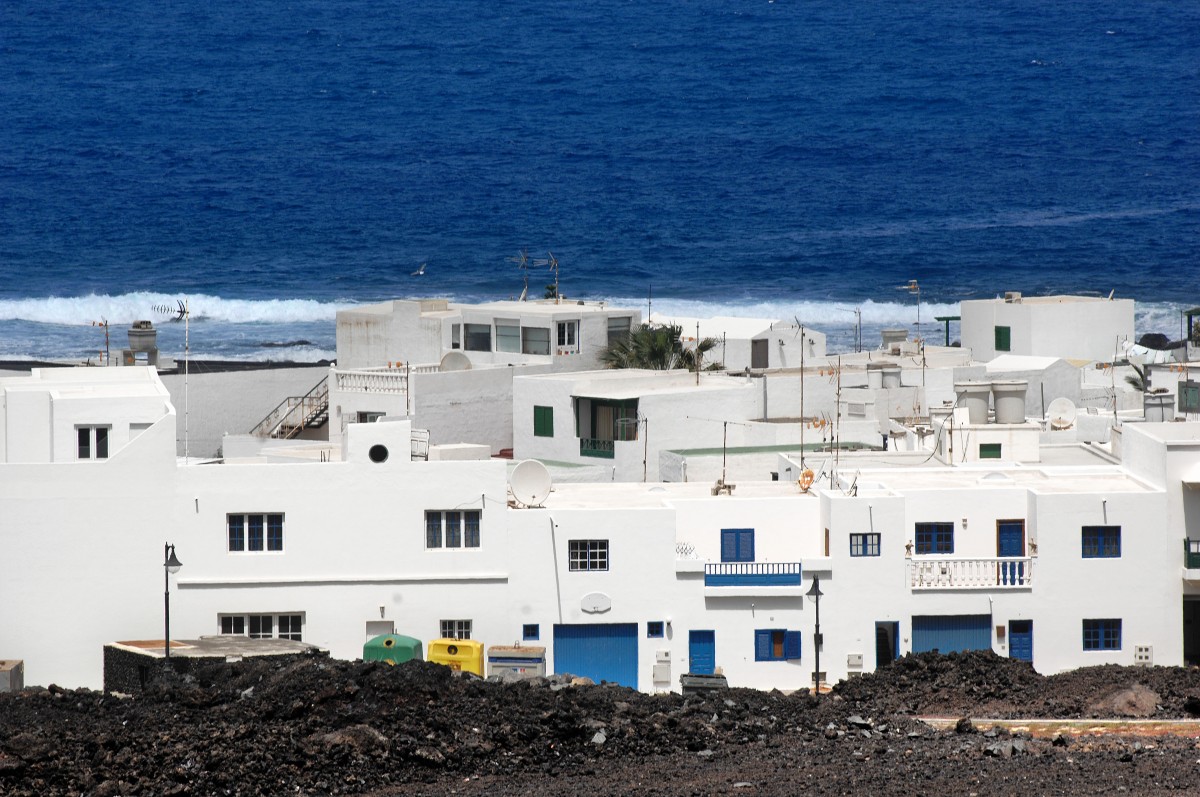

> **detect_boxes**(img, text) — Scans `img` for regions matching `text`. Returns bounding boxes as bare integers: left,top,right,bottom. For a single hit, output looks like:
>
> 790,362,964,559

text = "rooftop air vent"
1004,291,1022,303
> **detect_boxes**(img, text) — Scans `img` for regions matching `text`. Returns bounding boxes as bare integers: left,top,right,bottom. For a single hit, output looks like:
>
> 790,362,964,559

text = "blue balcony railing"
580,438,615,459
704,562,803,587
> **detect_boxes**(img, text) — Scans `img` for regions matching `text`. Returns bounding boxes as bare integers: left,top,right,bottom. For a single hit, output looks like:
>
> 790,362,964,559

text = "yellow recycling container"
427,638,484,675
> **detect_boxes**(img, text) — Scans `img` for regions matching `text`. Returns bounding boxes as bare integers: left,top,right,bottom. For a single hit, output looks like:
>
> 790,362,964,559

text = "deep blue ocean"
1,1,1197,361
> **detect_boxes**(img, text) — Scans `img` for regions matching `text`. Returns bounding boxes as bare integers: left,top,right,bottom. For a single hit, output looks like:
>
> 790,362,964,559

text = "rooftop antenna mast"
507,249,531,301
91,318,110,365
795,317,806,470
533,251,561,303
686,416,751,493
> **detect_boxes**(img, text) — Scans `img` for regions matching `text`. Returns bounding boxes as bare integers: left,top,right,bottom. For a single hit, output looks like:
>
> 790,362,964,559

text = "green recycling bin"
363,634,423,665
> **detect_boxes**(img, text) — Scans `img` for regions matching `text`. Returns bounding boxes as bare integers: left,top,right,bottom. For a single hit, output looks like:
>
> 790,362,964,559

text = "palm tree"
600,323,719,371
1124,363,1147,392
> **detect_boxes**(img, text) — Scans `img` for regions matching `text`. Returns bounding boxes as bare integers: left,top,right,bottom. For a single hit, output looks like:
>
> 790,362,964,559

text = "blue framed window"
647,621,664,638
228,513,284,552
1082,619,1121,650
915,522,954,554
522,624,539,641
720,528,755,562
754,629,802,661
850,533,881,557
1082,526,1121,558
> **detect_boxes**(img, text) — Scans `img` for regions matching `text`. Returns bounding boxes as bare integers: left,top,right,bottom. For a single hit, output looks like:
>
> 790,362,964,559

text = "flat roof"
535,479,814,509
0,365,171,400
110,636,327,660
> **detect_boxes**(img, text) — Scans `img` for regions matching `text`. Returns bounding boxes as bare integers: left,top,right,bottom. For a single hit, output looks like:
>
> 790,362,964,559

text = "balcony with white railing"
908,557,1033,590
333,364,437,395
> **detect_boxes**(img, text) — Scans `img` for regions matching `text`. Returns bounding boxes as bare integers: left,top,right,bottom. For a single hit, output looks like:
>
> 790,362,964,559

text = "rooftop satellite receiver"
1046,397,1077,430
509,459,552,507
439,351,472,371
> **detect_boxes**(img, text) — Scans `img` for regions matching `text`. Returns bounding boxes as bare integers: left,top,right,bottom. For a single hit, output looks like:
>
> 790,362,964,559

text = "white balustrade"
908,557,1033,589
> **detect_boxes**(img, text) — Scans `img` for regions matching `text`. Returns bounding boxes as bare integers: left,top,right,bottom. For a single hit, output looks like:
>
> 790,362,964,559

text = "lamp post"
163,543,182,661
806,574,823,694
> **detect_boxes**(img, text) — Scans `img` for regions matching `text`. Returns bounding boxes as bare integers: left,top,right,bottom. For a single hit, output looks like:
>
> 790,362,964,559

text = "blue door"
552,624,638,688
997,521,1025,586
912,615,991,654
689,630,715,674
1009,620,1033,663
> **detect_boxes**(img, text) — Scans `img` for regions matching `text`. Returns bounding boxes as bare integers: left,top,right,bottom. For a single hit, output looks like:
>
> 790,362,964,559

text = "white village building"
3,365,1200,695
960,292,1135,363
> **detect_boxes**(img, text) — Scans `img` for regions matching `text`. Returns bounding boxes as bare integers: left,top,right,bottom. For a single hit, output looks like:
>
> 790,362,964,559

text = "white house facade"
1,367,1197,696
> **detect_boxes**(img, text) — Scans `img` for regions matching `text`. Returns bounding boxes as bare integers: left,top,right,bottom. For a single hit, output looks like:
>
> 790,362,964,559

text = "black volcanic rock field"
3,651,1200,796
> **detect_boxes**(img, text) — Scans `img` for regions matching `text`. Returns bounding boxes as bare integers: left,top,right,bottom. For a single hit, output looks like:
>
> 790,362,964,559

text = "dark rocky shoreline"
3,651,1199,796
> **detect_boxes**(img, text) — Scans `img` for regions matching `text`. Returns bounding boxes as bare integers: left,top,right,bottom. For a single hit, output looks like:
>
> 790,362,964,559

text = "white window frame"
219,612,304,641
425,510,481,549
495,319,521,353
440,619,472,640
557,320,579,353
76,425,111,460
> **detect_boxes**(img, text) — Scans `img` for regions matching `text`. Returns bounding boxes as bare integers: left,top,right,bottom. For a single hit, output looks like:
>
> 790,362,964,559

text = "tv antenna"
153,300,188,323
534,251,560,302
507,249,531,301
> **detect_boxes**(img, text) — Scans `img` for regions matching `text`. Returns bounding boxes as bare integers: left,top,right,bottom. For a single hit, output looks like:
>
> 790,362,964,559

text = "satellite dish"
510,459,552,507
1047,397,1077,430
439,351,472,372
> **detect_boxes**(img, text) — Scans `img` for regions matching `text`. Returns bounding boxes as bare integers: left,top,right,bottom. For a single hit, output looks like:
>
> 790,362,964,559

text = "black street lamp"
164,543,182,661
806,574,823,694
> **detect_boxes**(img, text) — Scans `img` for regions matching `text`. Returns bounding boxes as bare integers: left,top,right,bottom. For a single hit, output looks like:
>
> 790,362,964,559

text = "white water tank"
991,380,1028,424
880,364,902,389
866,363,884,389
955,381,991,424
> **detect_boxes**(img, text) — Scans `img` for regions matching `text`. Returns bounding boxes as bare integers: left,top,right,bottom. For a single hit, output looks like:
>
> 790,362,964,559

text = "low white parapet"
908,557,1033,590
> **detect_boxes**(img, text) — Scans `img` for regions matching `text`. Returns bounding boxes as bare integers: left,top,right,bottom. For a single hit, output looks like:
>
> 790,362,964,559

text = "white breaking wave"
0,292,355,325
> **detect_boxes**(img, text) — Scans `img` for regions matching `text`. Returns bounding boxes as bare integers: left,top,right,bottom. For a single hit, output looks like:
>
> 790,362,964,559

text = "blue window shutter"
721,530,737,562
754,630,771,661
784,631,802,660
740,529,755,561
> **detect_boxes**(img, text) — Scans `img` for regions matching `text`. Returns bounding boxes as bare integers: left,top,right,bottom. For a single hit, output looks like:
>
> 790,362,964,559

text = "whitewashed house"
335,298,638,371
648,313,827,371
2,366,1198,696
960,293,1135,363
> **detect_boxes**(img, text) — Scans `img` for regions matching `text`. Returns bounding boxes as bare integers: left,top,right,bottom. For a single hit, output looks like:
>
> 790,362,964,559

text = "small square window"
1083,618,1121,650
568,540,609,571
533,406,554,437
1082,526,1121,558
850,533,881,557
440,619,472,640
522,624,540,641
980,443,1002,459
995,325,1011,352
647,621,664,638
915,522,954,554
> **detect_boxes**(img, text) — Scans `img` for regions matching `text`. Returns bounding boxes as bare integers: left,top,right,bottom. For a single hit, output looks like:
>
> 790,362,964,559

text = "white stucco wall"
961,296,1135,363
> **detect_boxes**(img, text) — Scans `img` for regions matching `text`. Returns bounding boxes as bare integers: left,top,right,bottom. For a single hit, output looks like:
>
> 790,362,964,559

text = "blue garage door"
553,623,638,688
912,615,991,654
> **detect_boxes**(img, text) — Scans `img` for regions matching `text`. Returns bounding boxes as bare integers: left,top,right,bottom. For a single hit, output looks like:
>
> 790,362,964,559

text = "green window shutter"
979,443,1002,459
995,326,1011,351
533,406,554,437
